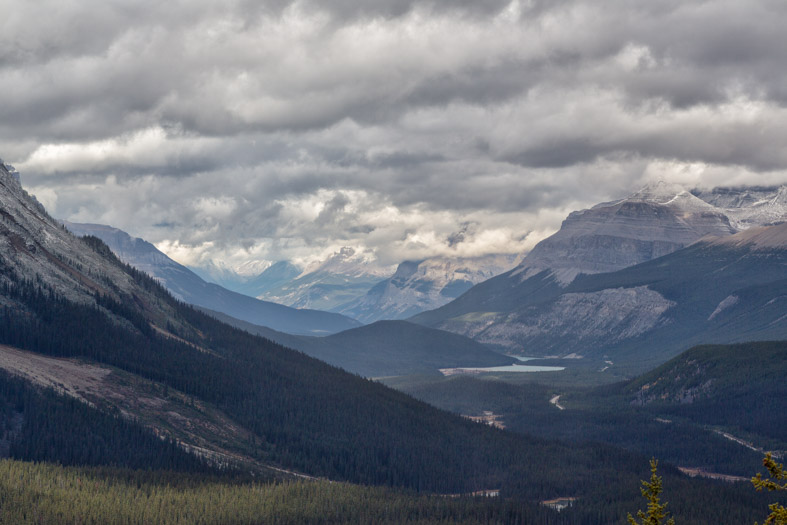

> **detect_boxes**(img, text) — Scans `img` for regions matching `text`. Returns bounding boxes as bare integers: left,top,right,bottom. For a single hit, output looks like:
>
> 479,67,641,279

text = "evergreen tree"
753,453,787,525
628,458,675,525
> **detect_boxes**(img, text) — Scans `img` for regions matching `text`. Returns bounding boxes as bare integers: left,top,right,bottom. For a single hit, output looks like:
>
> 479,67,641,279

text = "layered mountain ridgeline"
63,222,514,377
335,255,518,324
692,185,787,230
410,182,742,329
0,162,773,522
62,221,359,336
254,247,393,311
413,222,787,373
411,184,786,367
395,341,787,479
202,311,515,377
191,260,301,297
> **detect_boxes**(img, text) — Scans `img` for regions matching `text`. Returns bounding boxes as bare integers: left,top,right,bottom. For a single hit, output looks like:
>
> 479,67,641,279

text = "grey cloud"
6,0,787,268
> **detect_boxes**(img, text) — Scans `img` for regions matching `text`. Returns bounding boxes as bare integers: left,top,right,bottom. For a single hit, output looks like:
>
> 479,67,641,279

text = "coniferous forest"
0,235,781,523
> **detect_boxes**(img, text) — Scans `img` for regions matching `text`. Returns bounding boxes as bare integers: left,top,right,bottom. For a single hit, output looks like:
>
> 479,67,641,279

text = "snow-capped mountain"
692,185,787,230
513,181,736,284
415,222,787,372
411,182,787,363
257,247,394,311
62,221,361,335
336,254,519,323
191,259,301,297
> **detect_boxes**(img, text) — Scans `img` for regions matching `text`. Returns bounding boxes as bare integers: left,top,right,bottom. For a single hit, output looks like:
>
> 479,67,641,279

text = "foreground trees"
753,453,787,525
628,458,675,525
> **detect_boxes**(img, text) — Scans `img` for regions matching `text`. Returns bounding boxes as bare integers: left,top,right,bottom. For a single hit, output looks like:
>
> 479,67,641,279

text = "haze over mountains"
62,220,513,377
61,221,359,336
63,179,787,369
157,181,787,331
2,156,786,523
335,254,519,323
412,182,787,371
3,155,720,524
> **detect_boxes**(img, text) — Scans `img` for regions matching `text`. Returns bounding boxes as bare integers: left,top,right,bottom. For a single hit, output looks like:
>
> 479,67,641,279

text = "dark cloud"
3,0,787,267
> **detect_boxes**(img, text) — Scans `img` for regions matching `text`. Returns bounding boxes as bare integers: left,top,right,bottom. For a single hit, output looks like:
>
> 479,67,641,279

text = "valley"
4,2,787,522
0,161,785,523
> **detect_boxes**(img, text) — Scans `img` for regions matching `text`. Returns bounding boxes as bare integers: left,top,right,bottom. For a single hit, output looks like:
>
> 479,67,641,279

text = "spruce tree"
753,453,787,525
628,458,675,525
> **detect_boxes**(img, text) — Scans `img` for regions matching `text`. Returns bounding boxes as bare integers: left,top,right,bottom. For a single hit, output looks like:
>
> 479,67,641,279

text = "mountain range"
412,182,787,372
0,155,716,522
334,254,519,323
0,159,781,523
61,221,359,336
195,248,519,323
254,247,393,311
62,221,512,376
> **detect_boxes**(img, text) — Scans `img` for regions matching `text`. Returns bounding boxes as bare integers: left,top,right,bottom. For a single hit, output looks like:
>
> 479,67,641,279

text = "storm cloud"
3,0,787,268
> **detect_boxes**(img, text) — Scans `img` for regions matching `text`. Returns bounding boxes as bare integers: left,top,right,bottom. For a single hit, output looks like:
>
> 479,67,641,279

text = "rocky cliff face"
412,184,787,370
432,223,787,368
0,165,141,307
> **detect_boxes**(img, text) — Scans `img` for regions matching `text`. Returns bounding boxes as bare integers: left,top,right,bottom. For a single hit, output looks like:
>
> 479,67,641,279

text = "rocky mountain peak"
513,182,736,284
630,180,689,203
0,159,20,184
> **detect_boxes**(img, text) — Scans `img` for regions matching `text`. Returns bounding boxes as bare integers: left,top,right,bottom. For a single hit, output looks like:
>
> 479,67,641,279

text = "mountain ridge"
62,221,360,336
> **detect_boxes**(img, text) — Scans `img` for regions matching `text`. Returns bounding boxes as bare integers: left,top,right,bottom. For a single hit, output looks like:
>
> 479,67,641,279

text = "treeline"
0,459,550,525
0,264,618,497
0,370,210,473
0,458,774,525
0,237,774,522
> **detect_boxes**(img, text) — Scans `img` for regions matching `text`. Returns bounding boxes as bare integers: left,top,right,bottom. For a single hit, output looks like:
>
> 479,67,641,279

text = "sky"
3,0,787,271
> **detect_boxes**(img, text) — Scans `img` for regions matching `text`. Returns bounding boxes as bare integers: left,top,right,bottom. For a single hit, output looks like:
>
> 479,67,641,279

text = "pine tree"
628,458,675,525
753,453,787,525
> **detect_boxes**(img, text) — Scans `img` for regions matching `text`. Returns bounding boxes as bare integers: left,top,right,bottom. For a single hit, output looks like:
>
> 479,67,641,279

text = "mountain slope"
256,247,392,311
336,255,517,324
624,340,787,448
0,161,668,502
421,224,787,371
202,311,515,377
412,183,739,329
62,221,360,336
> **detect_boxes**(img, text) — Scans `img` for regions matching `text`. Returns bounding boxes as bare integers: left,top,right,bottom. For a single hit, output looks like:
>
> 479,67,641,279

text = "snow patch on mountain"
692,185,787,230
512,181,736,285
337,254,519,323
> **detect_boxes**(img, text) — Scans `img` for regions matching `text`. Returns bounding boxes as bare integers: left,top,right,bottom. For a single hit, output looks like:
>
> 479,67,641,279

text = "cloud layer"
3,0,787,268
